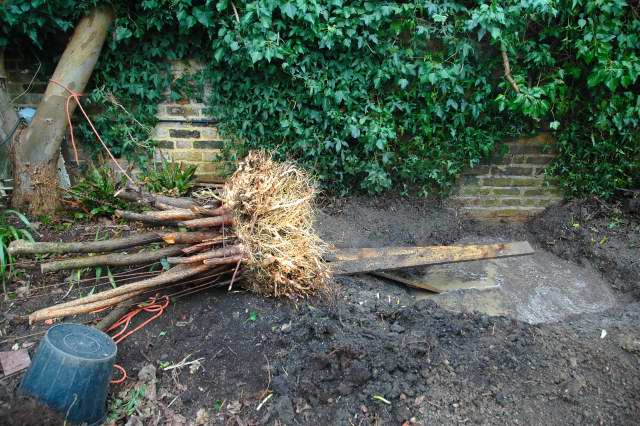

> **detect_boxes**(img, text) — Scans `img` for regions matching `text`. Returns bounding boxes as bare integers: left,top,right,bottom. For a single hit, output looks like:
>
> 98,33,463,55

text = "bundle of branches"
9,151,328,324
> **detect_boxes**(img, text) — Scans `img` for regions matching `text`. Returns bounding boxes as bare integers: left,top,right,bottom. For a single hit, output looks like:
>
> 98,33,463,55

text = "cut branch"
114,208,199,223
30,263,218,322
8,232,163,255
31,289,150,323
95,296,146,331
167,245,244,264
116,188,196,209
190,206,229,217
179,215,234,228
501,46,520,93
162,232,224,245
203,254,244,266
181,237,236,254
41,245,186,273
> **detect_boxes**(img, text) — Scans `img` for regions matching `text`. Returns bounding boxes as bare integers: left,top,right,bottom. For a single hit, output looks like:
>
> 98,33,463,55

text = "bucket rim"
44,323,117,362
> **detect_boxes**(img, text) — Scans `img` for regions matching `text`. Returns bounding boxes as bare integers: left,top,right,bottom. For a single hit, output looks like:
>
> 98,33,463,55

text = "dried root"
222,151,329,299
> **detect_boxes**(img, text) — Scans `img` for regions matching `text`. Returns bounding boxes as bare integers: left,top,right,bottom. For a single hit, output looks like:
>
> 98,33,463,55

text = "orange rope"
48,79,135,185
107,296,169,384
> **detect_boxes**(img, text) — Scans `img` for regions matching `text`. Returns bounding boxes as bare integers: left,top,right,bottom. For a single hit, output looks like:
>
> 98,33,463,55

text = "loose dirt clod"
222,151,330,299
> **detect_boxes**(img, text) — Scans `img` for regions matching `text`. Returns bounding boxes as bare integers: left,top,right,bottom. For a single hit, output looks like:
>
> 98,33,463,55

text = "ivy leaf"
398,78,409,89
350,125,360,138
281,3,297,19
605,77,618,92
249,50,263,63
114,27,132,42
214,47,225,62
433,14,447,23
193,8,213,26
216,0,229,12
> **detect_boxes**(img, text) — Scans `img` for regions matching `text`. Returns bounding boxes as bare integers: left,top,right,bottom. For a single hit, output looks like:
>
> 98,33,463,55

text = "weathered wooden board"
369,271,443,293
329,241,534,275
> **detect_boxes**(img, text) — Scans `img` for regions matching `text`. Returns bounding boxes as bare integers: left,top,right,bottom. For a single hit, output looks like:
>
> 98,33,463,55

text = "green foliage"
69,166,128,218
143,161,198,196
0,210,34,298
2,0,639,197
107,384,146,423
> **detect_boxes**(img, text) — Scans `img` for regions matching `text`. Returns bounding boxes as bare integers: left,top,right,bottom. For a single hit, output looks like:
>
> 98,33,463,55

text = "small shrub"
69,166,129,218
0,209,34,299
142,161,197,197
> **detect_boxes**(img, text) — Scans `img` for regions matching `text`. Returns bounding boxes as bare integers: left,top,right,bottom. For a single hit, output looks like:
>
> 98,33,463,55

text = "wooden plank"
326,246,429,261
370,271,443,293
329,241,534,275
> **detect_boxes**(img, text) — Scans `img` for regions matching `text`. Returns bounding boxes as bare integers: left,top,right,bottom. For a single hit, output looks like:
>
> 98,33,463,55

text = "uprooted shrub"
222,151,330,299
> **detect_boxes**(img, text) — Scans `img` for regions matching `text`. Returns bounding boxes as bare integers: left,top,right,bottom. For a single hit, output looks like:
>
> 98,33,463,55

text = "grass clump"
0,210,34,299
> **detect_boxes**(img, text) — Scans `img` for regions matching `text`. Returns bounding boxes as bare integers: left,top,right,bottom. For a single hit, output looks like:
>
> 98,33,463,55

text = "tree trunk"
11,7,114,215
0,48,19,180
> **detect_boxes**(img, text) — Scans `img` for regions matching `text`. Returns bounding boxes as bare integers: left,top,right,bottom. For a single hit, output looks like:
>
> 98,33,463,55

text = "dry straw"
222,151,330,299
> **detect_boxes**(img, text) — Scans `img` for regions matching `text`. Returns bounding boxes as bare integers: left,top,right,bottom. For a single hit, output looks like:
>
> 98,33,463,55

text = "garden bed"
0,197,639,425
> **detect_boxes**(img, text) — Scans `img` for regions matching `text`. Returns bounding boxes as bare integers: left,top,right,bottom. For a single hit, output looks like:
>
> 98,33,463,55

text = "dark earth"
1,197,639,425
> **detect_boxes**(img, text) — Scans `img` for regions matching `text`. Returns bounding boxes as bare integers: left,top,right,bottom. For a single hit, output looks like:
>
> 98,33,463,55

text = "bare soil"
1,197,639,425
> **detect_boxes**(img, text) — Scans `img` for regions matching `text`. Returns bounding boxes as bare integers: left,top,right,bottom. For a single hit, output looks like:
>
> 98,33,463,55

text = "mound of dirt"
529,199,640,299
264,296,640,424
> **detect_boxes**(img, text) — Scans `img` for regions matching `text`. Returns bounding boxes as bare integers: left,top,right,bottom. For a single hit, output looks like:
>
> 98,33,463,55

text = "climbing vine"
1,0,639,197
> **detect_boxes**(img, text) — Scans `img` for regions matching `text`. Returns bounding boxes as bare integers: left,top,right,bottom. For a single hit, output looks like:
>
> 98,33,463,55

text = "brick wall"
4,56,227,182
153,103,226,182
452,133,563,221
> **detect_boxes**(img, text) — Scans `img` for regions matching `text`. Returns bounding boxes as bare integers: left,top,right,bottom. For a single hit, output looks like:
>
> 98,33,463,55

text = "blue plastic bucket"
20,323,117,425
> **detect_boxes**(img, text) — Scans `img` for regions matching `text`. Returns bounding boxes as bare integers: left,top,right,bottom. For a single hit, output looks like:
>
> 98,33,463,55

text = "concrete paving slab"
410,243,618,324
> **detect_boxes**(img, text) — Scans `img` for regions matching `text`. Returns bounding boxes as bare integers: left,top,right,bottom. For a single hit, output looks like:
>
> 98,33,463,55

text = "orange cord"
107,296,169,344
48,79,135,185
111,364,127,384
107,296,169,384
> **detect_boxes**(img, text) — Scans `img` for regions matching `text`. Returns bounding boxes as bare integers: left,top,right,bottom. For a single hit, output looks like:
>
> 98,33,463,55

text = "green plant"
247,310,257,322
0,209,34,299
2,0,639,198
68,166,129,218
107,384,146,422
143,161,198,196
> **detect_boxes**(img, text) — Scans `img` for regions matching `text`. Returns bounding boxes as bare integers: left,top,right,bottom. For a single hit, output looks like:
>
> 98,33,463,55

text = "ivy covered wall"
1,0,639,198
